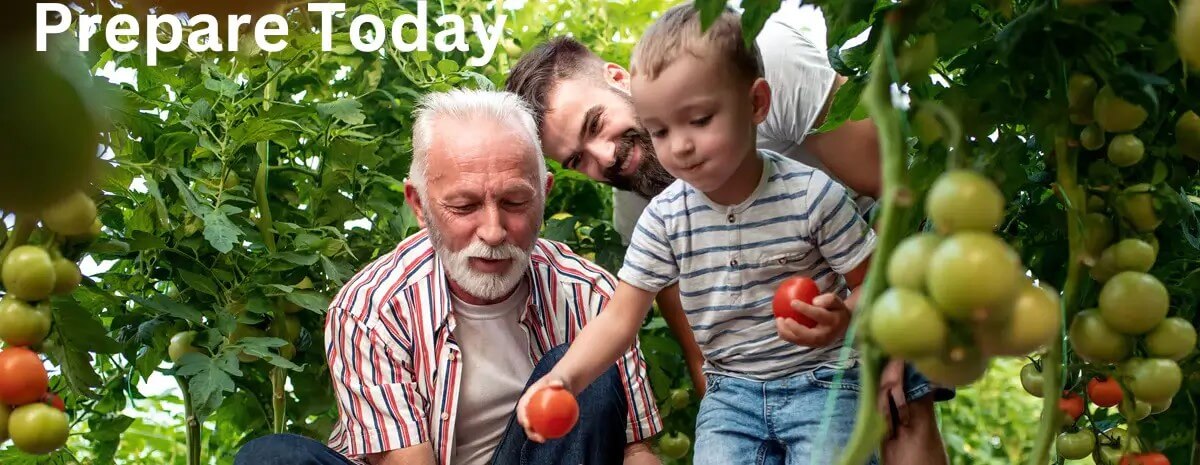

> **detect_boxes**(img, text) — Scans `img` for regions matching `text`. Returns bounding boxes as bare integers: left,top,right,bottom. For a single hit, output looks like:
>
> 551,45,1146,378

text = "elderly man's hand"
515,373,572,443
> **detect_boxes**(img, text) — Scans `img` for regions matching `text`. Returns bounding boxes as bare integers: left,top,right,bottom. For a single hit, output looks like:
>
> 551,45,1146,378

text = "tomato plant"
0,347,49,406
526,386,579,440
1059,392,1086,423
1088,376,1124,408
772,276,820,327
1056,429,1096,460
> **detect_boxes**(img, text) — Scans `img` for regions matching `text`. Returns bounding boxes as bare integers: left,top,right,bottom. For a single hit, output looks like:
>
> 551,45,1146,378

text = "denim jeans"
693,362,938,465
232,344,628,465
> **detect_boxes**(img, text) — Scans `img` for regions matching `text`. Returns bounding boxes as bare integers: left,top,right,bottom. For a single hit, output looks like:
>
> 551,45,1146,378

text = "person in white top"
505,8,949,464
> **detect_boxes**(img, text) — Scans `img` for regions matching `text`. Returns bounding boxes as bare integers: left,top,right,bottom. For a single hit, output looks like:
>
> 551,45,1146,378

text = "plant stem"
1026,136,1082,465
271,367,286,434
255,78,278,254
837,25,911,465
176,376,201,465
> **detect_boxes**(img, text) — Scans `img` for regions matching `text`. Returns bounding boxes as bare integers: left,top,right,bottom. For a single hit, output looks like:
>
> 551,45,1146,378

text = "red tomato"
41,392,65,412
0,347,49,406
1120,452,1170,465
772,276,820,328
527,385,579,439
1059,391,1085,422
1087,376,1123,408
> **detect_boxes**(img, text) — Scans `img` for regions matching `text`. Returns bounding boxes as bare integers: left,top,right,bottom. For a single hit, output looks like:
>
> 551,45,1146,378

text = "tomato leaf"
178,268,220,298
176,352,241,421
202,209,241,254
285,290,332,314
317,98,366,125
813,74,867,134
131,294,205,325
45,332,104,399
55,298,123,354
738,0,782,47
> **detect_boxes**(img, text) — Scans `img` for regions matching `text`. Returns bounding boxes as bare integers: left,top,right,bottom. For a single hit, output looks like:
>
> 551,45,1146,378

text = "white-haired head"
408,89,548,197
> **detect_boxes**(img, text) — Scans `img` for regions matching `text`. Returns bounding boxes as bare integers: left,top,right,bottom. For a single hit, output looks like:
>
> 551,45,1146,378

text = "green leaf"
167,169,213,218
55,299,123,353
131,294,205,324
739,0,782,46
179,268,220,297
286,290,331,314
187,98,212,126
814,75,867,133
237,337,303,370
204,76,239,97
154,132,199,159
276,251,320,266
229,117,287,151
46,333,104,399
436,59,459,74
177,352,240,421
202,209,241,254
317,98,366,125
694,0,727,32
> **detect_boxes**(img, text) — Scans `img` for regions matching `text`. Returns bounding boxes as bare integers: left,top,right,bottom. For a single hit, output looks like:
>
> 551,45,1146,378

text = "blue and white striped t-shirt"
616,150,877,380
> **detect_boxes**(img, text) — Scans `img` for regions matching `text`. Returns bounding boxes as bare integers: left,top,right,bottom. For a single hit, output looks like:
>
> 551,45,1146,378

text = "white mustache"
461,240,523,261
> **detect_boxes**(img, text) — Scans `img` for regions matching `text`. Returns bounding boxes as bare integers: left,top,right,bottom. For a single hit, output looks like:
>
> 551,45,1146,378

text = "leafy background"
2,0,1197,464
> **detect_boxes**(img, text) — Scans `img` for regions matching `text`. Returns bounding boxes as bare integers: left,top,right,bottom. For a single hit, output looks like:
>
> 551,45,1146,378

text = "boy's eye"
690,115,713,126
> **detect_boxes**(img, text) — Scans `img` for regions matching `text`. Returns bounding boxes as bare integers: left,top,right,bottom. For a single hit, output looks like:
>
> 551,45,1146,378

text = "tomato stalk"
271,366,286,434
255,78,277,254
835,21,912,465
176,376,202,465
1026,136,1081,465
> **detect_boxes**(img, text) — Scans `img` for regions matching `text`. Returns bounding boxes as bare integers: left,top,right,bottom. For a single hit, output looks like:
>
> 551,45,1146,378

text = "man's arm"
366,444,436,465
656,283,706,394
802,75,883,199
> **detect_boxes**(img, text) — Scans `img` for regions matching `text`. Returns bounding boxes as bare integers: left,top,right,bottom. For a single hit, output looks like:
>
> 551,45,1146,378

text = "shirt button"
448,352,456,361
727,214,735,223
731,259,739,266
441,413,450,421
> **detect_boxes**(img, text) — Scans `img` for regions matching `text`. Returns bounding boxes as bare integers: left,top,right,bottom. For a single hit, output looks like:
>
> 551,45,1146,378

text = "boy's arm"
656,283,706,394
516,281,657,442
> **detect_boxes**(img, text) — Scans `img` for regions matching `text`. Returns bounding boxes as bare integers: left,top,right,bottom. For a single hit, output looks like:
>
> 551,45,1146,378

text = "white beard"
427,221,533,302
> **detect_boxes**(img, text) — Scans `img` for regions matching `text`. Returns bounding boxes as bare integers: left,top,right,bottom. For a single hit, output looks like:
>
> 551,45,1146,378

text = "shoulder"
328,230,438,321
763,150,821,186
755,12,831,71
646,179,693,213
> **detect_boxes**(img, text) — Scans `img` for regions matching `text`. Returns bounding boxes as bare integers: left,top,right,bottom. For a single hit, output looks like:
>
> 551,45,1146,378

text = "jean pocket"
806,366,863,392
704,373,724,394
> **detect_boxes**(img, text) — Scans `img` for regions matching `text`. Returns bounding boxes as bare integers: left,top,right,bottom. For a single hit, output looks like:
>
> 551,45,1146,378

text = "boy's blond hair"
631,2,764,84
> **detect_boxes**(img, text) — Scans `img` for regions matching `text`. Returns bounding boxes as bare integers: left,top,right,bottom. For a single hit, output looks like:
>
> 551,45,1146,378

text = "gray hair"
409,89,548,196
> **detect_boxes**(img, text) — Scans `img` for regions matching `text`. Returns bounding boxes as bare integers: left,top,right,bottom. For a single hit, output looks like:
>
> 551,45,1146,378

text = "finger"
791,302,840,326
894,389,911,426
776,318,826,345
812,293,848,312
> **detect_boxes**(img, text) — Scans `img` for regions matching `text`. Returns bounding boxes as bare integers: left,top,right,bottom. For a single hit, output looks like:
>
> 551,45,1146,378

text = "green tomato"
1118,184,1161,233
1127,358,1182,404
40,190,97,237
1020,363,1045,397
913,105,944,147
1,245,57,301
1117,397,1151,421
1177,111,1200,160
1093,85,1148,133
1056,430,1096,460
51,257,81,295
926,232,1020,319
1068,73,1098,111
926,170,1006,234
914,349,989,387
1179,0,1200,71
869,288,947,359
659,432,691,459
1094,427,1142,465
1083,213,1114,259
8,403,69,455
1100,238,1156,273
1080,123,1106,150
168,331,201,364
270,315,303,359
229,324,266,363
1098,271,1168,335
886,233,941,291
1149,396,1173,415
977,283,1060,356
1107,134,1144,167
668,388,690,410
897,34,938,82
1068,310,1131,364
1144,317,1197,361
0,297,52,347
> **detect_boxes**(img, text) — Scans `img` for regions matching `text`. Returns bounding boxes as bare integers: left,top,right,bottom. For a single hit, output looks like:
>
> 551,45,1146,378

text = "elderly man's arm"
366,444,436,465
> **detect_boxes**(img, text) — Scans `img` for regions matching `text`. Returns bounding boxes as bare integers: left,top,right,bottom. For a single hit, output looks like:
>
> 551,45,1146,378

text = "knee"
234,434,326,465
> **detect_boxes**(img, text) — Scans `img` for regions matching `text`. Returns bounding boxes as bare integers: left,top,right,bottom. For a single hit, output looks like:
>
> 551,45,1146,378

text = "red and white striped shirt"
323,230,663,464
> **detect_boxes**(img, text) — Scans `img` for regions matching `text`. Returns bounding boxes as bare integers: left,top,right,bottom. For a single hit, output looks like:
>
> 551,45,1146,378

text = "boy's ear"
604,62,632,92
750,78,771,124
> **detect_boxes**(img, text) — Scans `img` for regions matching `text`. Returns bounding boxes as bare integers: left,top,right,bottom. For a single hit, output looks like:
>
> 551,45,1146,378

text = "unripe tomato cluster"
0,189,99,455
868,169,1059,387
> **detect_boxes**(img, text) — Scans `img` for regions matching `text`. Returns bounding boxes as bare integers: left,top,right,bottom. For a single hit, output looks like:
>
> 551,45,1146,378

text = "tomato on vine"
886,233,940,291
1087,376,1122,408
1098,271,1168,335
1107,134,1144,167
0,297,52,347
1118,397,1151,421
1056,430,1095,460
1020,362,1045,397
659,431,691,459
1120,452,1170,465
1,245,57,302
1144,317,1197,361
0,346,50,406
869,288,946,359
40,190,97,237
1118,184,1162,233
7,402,69,455
1127,358,1182,404
1069,310,1131,363
1058,392,1085,422
925,232,1020,318
1093,85,1148,132
925,170,1005,233
169,331,202,364
1177,110,1200,160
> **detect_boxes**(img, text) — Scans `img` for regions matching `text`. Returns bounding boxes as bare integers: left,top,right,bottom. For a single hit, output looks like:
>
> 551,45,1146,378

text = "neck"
447,280,520,306
704,148,763,205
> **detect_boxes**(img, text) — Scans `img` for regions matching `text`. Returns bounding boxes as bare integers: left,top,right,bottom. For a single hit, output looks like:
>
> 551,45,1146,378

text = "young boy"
518,4,879,463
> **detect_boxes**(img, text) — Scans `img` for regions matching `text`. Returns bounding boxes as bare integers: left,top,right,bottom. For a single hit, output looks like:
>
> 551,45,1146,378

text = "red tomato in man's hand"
0,347,49,406
773,277,820,327
526,385,579,440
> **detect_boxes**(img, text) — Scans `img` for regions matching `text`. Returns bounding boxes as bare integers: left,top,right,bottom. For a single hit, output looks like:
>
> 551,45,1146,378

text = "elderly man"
505,8,951,465
233,89,662,465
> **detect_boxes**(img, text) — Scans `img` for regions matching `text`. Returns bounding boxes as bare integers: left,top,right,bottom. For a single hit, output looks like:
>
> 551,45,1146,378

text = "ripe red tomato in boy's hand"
773,277,820,328
526,385,579,440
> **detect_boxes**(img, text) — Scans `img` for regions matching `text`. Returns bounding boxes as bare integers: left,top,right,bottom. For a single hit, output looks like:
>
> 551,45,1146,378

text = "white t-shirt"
614,11,859,244
449,281,534,465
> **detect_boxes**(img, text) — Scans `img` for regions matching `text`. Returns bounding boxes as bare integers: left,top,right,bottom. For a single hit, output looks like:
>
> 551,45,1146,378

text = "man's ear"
544,172,555,197
604,62,632,92
404,182,428,228
750,78,771,124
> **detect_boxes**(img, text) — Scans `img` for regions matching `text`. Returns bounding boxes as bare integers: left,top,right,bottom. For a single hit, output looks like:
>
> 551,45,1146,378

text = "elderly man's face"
408,116,547,303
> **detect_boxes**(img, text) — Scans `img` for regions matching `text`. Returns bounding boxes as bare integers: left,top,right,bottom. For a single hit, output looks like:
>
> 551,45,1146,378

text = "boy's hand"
879,358,909,439
515,373,571,443
775,293,851,347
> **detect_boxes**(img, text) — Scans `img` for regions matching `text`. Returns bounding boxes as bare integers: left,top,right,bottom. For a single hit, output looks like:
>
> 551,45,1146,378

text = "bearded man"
233,89,662,465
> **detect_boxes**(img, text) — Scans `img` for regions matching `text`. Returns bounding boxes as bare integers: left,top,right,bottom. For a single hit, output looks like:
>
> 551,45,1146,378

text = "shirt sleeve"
806,171,876,275
616,198,678,293
326,302,428,456
755,15,838,146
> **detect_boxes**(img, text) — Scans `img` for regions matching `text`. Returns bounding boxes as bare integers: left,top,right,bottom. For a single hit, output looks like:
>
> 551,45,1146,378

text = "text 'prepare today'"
36,2,507,66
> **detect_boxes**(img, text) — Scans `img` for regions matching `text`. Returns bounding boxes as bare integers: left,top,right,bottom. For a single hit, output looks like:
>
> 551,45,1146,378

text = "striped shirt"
324,230,662,464
617,150,876,380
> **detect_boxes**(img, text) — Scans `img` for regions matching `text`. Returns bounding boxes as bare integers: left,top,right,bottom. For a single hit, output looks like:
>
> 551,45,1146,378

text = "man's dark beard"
603,128,676,199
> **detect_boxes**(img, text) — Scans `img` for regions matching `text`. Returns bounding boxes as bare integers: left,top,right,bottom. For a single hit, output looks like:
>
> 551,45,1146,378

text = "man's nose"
477,204,507,246
584,139,616,171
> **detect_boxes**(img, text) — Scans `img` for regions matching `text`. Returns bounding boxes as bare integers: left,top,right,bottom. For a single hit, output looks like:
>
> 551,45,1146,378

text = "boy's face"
631,52,769,194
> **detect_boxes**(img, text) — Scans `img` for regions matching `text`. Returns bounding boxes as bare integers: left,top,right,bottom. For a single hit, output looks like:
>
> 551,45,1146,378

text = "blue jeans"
233,345,628,465
693,362,938,465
